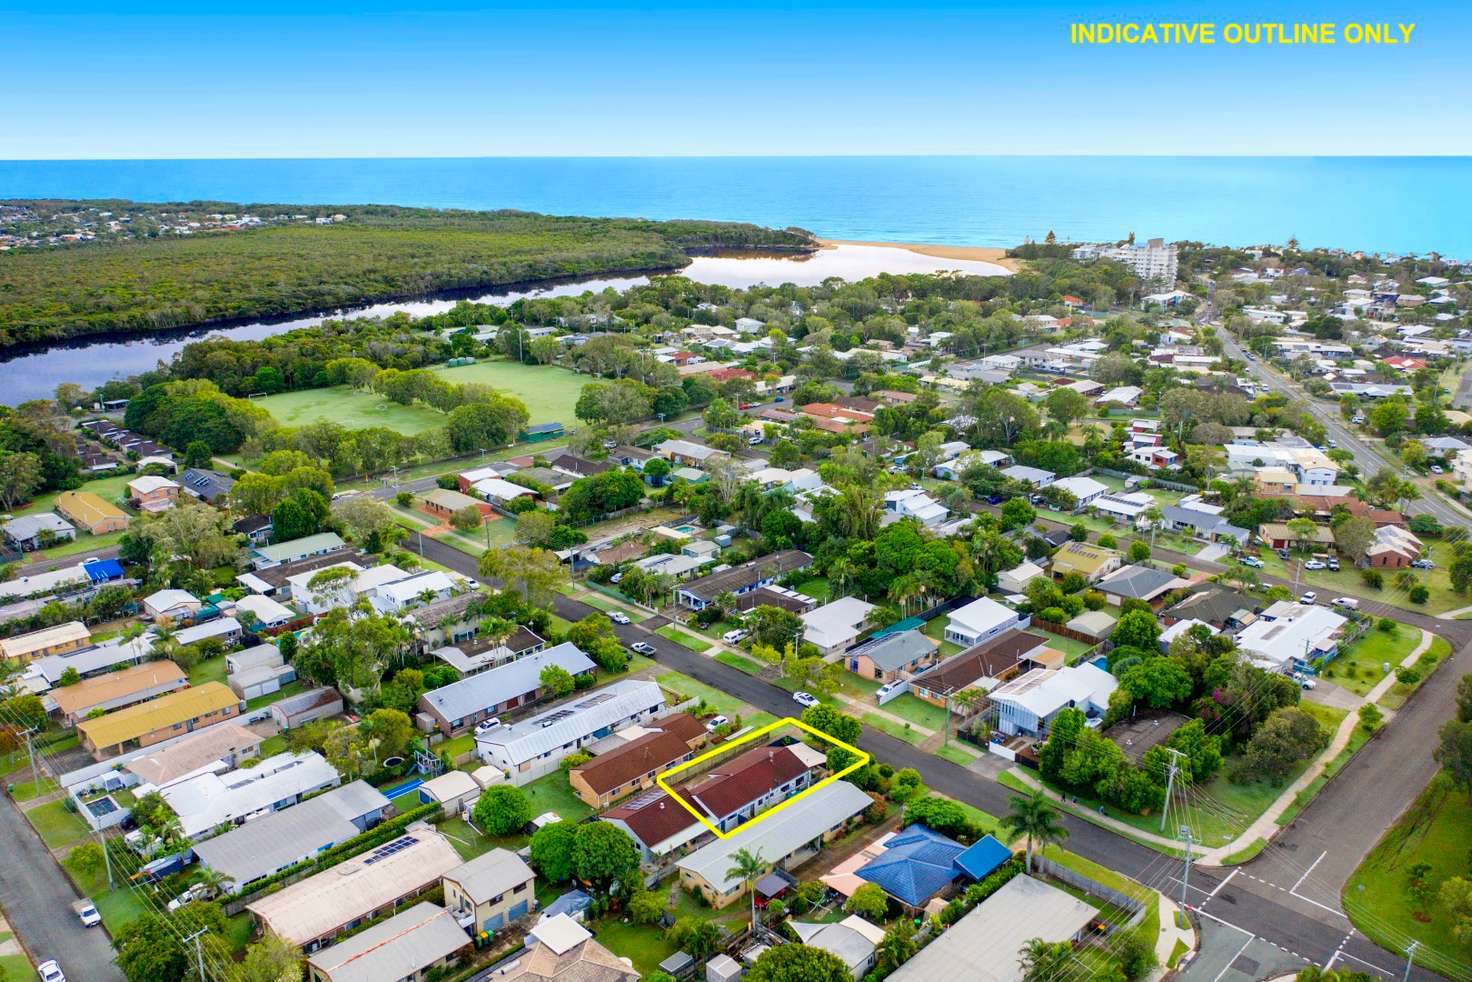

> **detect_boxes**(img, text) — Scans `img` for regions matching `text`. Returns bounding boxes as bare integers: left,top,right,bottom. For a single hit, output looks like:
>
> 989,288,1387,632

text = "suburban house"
1048,541,1123,583
472,477,538,506
908,631,1050,707
887,874,1098,982
193,781,391,891
441,848,538,934
142,588,202,621
179,468,236,506
675,550,812,610
235,548,365,598
159,751,342,840
790,917,887,980
943,596,1025,648
246,826,465,951
656,439,729,467
249,532,348,570
1094,564,1189,609
269,688,344,730
843,630,938,682
1049,476,1109,510
1235,600,1347,672
497,916,639,982
0,621,91,663
800,597,876,658
990,663,1119,739
420,487,496,520
679,742,826,833
1366,525,1423,567
676,780,871,908
1,513,76,551
23,633,152,691
1000,465,1055,488
226,643,298,701
1162,584,1257,630
50,660,188,725
418,642,597,736
603,788,711,861
567,715,705,808
77,681,243,759
1128,445,1181,471
854,824,1004,910
884,488,949,526
425,625,545,674
996,561,1046,595
124,723,264,789
1159,502,1248,544
55,490,131,534
474,680,666,785
304,903,469,982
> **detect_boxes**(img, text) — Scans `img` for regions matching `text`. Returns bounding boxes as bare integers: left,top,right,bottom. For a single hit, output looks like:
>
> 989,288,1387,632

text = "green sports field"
251,359,588,433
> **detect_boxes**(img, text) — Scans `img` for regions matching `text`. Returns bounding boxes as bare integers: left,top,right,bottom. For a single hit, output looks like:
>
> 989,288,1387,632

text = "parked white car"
1304,560,1326,570
1300,591,1318,604
72,900,100,928
705,714,729,732
608,611,631,625
792,691,820,709
1239,556,1264,568
37,961,65,982
474,717,502,736
1331,597,1360,610
630,641,656,655
722,629,749,645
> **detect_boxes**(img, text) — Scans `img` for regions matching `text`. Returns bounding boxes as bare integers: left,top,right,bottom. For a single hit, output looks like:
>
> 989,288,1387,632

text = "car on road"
1431,465,1445,474
37,961,64,982
705,715,729,732
1304,560,1326,570
792,690,820,708
72,900,100,928
607,611,631,625
1327,439,1337,448
1300,591,1318,604
1239,556,1264,568
474,717,502,736
1412,559,1435,570
630,641,656,655
1332,597,1360,610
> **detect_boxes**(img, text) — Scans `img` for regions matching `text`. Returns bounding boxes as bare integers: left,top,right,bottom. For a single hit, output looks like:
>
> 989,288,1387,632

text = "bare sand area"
819,238,1023,272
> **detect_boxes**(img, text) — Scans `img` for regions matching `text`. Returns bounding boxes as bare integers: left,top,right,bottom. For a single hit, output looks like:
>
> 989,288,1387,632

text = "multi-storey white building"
1076,238,1178,285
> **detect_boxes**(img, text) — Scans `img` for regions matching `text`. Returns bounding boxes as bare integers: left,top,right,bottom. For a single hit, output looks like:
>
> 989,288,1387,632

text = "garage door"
483,912,504,932
509,900,529,922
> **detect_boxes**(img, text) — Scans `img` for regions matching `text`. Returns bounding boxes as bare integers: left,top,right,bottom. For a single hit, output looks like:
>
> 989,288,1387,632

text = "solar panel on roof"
363,835,418,865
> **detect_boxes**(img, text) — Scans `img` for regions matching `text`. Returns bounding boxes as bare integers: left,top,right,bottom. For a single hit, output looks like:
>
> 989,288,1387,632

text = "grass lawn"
714,651,764,675
223,913,254,955
1379,635,1452,710
589,916,677,977
258,734,288,757
188,654,228,688
1029,628,1099,665
1344,773,1472,977
0,955,30,979
25,799,91,849
794,577,831,603
832,672,882,701
94,884,149,934
440,733,478,760
431,360,588,426
390,504,496,556
625,653,657,676
655,625,713,653
245,679,306,711
1320,622,1420,696
253,385,449,434
935,743,981,767
522,770,596,822
1256,543,1463,616
13,473,133,518
656,671,747,717
9,775,58,802
438,816,528,861
920,616,962,658
882,694,947,732
862,713,926,745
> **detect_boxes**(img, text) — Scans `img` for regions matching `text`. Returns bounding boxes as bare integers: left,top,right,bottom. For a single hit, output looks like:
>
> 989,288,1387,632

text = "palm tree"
1018,937,1073,981
1142,504,1164,546
828,559,855,600
1002,790,1068,874
724,847,767,936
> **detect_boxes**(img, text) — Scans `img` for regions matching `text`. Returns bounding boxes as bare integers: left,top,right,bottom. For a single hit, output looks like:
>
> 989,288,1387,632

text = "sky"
4,0,1470,158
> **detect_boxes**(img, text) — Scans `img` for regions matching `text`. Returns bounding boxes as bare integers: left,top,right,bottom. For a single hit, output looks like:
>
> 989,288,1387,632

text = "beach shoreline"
819,238,1023,272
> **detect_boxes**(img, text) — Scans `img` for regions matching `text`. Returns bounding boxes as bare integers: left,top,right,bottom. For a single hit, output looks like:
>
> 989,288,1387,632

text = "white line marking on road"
1335,946,1395,976
1212,937,1256,982
1209,868,1239,899
1292,850,1326,893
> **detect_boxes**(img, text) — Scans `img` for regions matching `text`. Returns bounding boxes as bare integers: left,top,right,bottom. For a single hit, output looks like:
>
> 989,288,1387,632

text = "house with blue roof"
856,826,1015,909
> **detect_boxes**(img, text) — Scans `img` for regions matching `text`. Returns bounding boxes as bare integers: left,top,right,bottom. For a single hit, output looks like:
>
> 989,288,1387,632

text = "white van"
722,629,749,645
1331,597,1359,611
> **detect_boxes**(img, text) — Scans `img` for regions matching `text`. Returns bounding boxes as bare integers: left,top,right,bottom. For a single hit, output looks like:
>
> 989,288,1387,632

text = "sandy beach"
820,238,1024,272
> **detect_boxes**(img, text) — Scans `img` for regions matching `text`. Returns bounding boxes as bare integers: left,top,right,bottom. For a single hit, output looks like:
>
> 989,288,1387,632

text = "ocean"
4,155,1471,257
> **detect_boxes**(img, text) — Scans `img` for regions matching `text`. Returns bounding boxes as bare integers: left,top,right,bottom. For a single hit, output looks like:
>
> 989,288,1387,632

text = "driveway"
0,793,122,981
1303,679,1360,712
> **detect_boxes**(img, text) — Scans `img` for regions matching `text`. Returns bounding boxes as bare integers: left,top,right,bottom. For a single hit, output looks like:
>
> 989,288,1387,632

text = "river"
0,244,1009,404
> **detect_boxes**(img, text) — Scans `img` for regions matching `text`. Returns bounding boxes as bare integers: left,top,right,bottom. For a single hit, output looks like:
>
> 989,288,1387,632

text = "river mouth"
0,241,1010,404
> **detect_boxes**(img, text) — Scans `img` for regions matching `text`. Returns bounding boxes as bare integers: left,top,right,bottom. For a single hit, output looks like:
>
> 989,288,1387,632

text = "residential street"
0,792,122,981
405,530,1443,980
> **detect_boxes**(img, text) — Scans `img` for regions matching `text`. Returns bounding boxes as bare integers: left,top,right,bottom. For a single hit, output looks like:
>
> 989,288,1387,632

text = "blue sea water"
4,155,1472,257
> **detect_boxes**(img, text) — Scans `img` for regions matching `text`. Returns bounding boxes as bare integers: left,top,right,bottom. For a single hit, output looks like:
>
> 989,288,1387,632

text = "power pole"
1178,825,1195,908
185,927,207,981
23,727,38,796
1160,747,1188,832
1403,940,1420,982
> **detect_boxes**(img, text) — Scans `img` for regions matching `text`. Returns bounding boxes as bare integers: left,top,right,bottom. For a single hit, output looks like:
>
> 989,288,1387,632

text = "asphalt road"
1217,329,1470,532
405,529,1444,980
0,792,123,981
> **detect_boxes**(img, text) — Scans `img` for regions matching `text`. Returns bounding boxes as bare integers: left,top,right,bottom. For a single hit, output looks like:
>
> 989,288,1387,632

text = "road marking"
1292,850,1326,893
1212,937,1255,982
1335,945,1395,976
1208,868,1239,899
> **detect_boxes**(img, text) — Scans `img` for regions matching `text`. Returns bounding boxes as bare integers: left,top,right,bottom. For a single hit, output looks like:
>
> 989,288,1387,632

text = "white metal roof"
475,680,664,766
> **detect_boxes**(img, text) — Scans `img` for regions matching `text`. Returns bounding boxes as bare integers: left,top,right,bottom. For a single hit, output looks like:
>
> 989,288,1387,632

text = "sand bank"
819,239,1023,272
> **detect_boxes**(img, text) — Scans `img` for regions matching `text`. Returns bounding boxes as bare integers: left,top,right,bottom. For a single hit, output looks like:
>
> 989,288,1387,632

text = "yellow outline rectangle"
654,716,870,840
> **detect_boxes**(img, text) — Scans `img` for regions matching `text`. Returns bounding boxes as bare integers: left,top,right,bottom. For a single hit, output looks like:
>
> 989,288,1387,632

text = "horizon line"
5,152,1472,163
